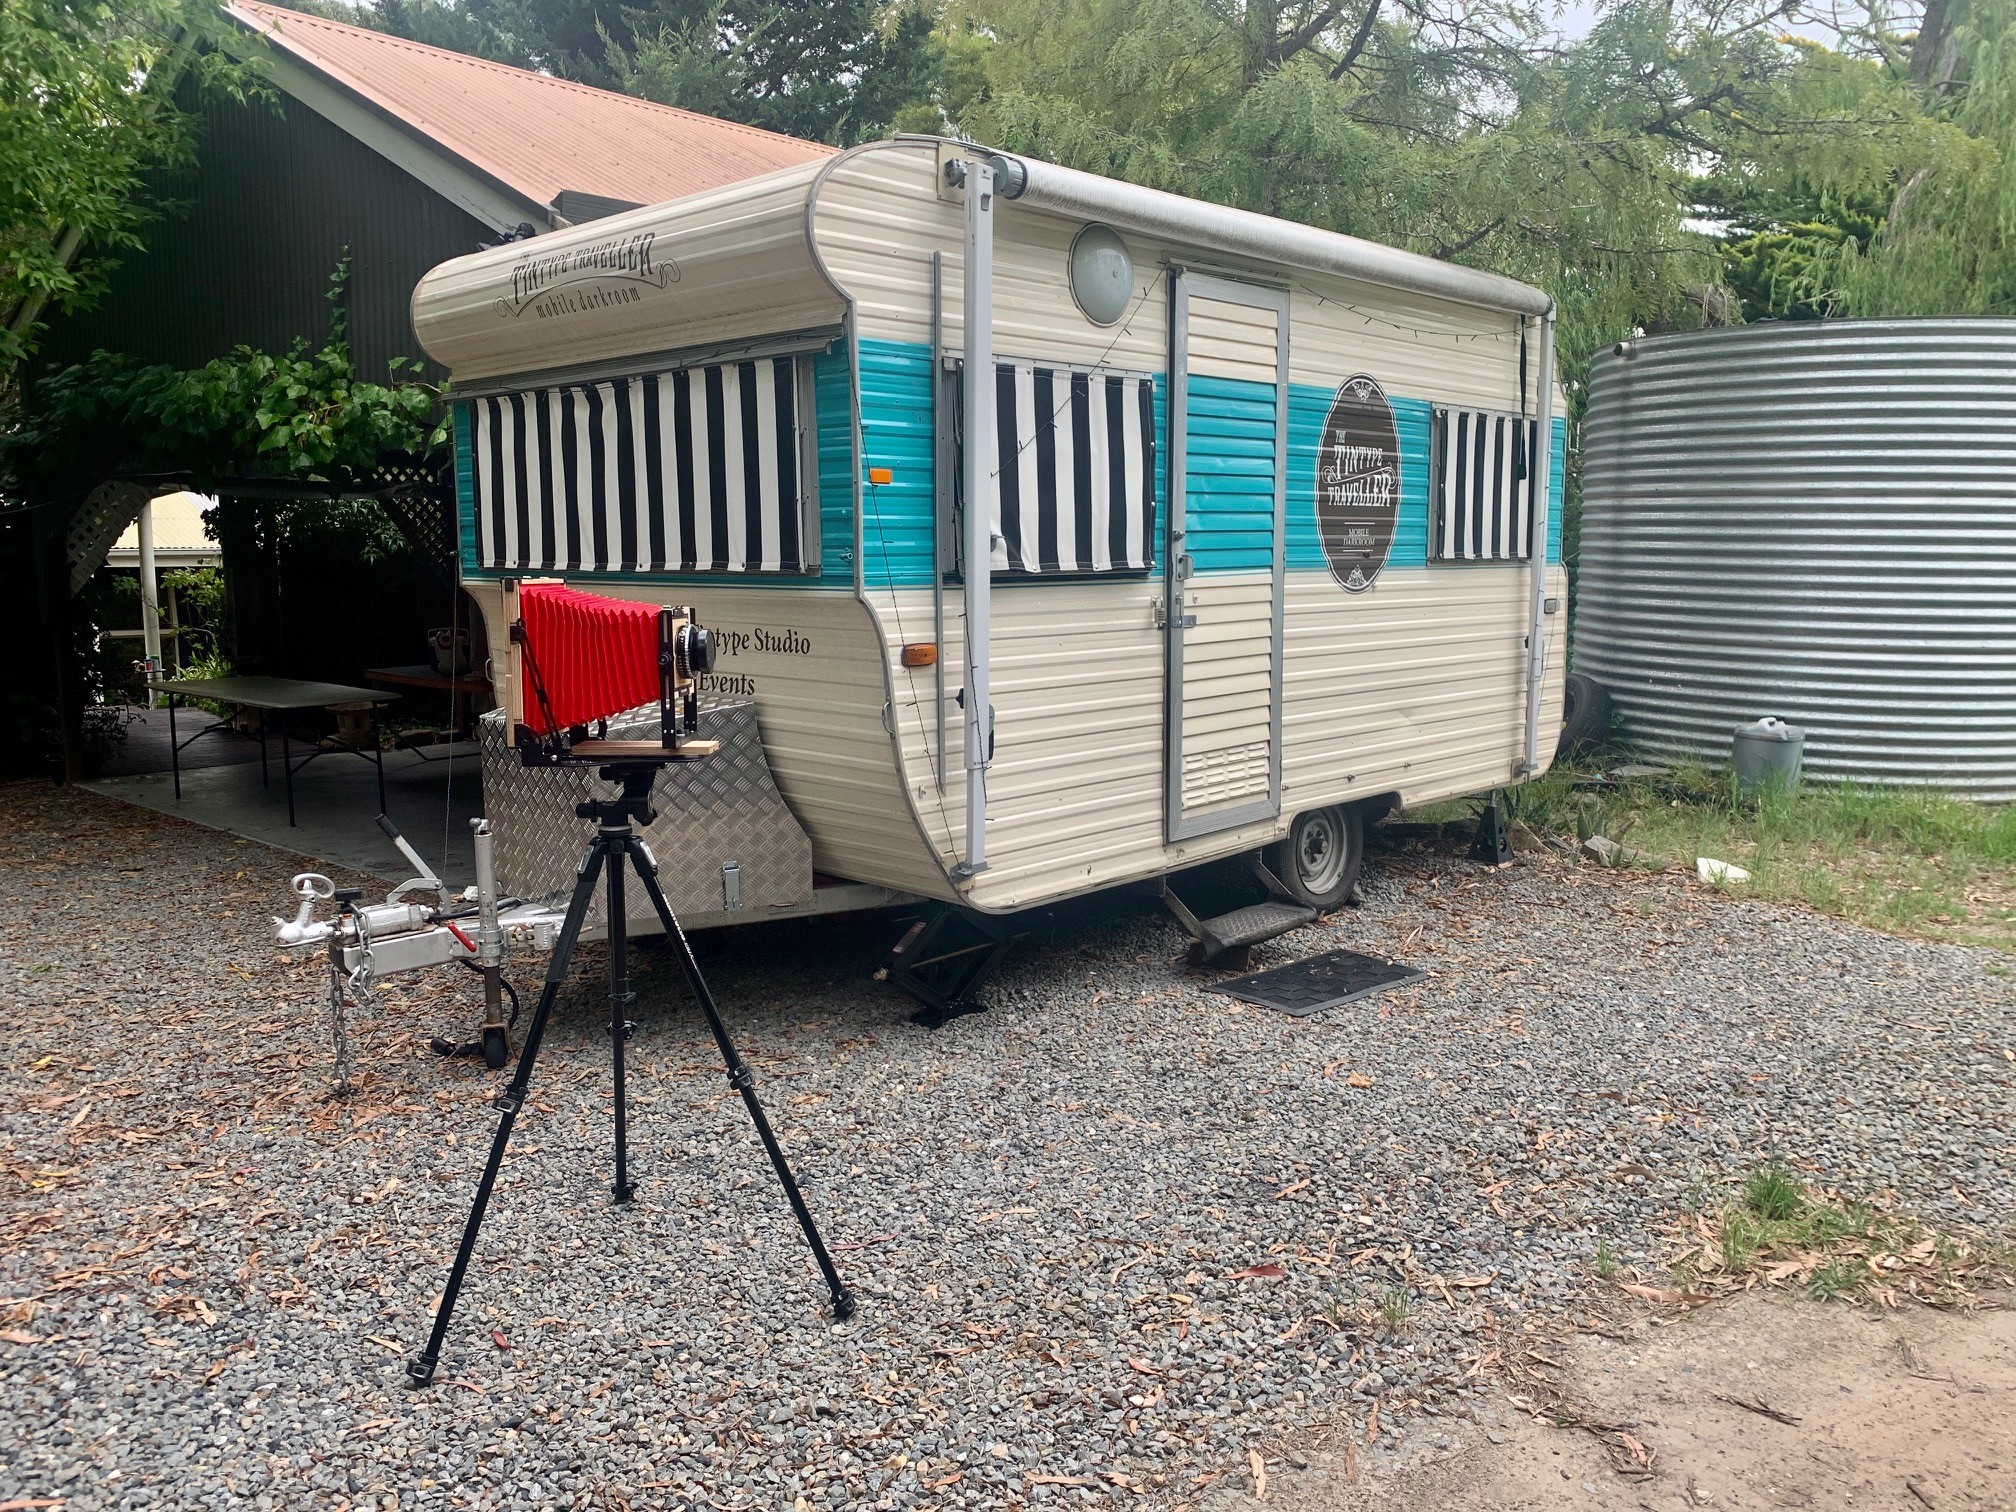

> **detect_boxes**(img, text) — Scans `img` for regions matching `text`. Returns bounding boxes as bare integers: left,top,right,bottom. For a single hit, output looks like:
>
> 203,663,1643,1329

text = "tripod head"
576,762,667,829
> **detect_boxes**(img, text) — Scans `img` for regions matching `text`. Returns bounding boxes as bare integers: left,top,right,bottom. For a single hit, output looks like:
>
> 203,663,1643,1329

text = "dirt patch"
1216,1292,2016,1510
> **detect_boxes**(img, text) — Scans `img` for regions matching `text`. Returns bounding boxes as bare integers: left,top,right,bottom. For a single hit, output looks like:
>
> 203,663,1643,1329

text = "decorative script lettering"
494,231,679,319
1315,375,1403,594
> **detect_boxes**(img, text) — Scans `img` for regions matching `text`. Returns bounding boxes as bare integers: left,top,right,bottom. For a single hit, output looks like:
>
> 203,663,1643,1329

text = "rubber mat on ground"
1207,948,1426,1018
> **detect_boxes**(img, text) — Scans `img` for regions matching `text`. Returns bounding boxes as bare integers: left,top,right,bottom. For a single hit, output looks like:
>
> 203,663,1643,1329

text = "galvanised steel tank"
1574,319,2016,799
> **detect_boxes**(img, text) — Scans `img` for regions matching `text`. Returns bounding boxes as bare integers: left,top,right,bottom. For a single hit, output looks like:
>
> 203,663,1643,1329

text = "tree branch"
1431,215,1504,259
1268,4,1348,66
1329,0,1381,79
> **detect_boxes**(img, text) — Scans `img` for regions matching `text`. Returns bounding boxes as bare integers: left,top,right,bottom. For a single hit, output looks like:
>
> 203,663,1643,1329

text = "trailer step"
1154,875,1317,967
1194,901,1318,960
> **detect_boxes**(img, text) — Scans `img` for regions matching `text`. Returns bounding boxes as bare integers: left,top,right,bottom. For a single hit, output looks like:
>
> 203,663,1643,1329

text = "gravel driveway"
3,782,2010,1511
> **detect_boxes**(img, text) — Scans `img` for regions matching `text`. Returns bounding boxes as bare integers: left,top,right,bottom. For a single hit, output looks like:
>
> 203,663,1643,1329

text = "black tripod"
407,763,855,1387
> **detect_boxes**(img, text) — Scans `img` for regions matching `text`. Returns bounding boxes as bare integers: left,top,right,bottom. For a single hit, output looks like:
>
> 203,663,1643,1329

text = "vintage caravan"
410,138,1566,984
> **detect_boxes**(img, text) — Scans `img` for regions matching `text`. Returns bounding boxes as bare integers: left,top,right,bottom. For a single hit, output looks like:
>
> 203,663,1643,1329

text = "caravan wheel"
1266,805,1365,911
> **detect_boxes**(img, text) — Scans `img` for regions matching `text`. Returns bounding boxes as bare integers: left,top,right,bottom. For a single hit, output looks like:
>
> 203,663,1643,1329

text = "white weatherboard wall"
811,140,1565,912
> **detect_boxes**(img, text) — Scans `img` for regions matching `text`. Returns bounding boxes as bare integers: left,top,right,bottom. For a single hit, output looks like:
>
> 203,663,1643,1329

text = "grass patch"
1658,1167,2012,1309
1409,759,2016,950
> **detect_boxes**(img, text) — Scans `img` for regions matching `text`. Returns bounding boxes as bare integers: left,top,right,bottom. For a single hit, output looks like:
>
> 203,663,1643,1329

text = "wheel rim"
1295,811,1347,895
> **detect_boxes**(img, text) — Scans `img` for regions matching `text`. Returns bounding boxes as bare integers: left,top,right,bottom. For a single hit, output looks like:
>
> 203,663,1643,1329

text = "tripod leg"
407,839,609,1387
605,826,635,1203
624,836,856,1320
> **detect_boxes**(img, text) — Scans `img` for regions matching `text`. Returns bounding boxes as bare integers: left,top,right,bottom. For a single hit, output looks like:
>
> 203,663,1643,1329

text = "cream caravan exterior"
412,138,1567,920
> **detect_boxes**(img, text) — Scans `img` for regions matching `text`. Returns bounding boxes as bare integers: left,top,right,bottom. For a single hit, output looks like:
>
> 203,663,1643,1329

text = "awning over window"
469,355,813,574
955,361,1158,576
1432,405,1538,563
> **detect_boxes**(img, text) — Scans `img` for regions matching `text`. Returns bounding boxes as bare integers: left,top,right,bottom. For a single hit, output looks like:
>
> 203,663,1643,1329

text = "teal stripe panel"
454,400,477,574
853,338,1168,589
1284,385,1429,573
1182,373,1278,574
1548,415,1565,564
813,344,855,582
857,337,936,591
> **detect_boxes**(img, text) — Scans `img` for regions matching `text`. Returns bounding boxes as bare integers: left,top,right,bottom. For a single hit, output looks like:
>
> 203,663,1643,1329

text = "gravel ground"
3,781,2011,1512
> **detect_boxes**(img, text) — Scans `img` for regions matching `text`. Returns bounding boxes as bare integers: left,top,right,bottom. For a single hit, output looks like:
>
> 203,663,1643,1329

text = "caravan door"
1164,272,1289,843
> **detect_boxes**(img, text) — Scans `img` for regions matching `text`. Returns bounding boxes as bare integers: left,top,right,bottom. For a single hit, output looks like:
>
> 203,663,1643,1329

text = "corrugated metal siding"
37,89,491,381
1576,319,2016,798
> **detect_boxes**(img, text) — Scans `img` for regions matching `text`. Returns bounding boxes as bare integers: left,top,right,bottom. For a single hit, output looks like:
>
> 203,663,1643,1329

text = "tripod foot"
405,1352,438,1388
831,1287,857,1321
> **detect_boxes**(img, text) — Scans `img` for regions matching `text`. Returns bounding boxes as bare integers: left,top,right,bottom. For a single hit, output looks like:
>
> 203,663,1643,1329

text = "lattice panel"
66,482,154,595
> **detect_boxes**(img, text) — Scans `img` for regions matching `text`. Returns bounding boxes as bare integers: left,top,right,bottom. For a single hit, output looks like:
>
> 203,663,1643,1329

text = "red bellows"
516,582,666,736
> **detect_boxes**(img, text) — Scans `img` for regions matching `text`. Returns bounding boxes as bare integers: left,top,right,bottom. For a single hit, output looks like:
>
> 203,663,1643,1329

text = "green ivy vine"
2,256,446,506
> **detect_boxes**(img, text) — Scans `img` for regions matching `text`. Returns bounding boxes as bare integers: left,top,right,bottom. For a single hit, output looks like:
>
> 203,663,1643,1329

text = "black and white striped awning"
1432,405,1538,562
951,360,1158,575
468,355,813,574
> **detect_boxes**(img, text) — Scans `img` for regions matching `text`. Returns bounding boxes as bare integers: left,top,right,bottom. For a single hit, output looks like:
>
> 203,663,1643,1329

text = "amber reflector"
868,466,894,485
901,643,938,667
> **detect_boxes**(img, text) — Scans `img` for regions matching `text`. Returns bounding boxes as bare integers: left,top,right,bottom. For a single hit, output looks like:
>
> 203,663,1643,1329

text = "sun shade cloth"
957,361,1158,575
1432,406,1538,562
516,582,664,734
470,356,809,574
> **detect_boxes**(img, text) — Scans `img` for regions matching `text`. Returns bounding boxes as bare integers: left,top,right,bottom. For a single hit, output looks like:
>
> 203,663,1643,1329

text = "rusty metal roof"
225,2,833,216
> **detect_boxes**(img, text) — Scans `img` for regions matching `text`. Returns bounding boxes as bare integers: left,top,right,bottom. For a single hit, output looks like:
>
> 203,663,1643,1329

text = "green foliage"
0,0,262,375
1375,1284,1412,1333
1744,1166,1804,1222
1715,185,1887,320
962,0,1961,391
160,564,224,622
1676,1170,2012,1306
609,0,941,144
1827,0,2016,315
2,260,442,505
1409,757,2015,949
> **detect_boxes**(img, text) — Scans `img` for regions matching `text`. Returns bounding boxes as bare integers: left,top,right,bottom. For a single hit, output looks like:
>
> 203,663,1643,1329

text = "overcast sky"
1547,0,1845,49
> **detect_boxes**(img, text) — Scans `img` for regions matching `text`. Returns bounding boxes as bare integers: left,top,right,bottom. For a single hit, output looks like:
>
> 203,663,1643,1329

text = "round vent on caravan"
1068,223,1133,325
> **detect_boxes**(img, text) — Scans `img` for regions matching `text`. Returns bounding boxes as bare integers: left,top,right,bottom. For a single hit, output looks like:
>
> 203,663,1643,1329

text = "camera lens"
680,623,716,675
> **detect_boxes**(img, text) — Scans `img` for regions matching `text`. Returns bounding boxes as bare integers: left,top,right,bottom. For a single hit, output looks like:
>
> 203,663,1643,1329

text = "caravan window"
1431,405,1539,563
468,355,817,574
943,359,1158,577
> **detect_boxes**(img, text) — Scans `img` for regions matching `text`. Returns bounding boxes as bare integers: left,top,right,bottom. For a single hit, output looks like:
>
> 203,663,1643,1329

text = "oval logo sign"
1316,375,1402,593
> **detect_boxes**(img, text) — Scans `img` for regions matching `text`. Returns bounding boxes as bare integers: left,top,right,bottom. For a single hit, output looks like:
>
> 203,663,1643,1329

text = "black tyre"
1558,672,1613,759
482,1026,510,1070
1265,805,1365,911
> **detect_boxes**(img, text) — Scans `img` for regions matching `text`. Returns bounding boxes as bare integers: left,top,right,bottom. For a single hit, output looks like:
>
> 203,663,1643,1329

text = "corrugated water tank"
1573,318,2016,800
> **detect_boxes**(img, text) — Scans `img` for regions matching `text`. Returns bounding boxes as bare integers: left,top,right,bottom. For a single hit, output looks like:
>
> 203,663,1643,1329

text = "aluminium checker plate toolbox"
478,701,815,932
